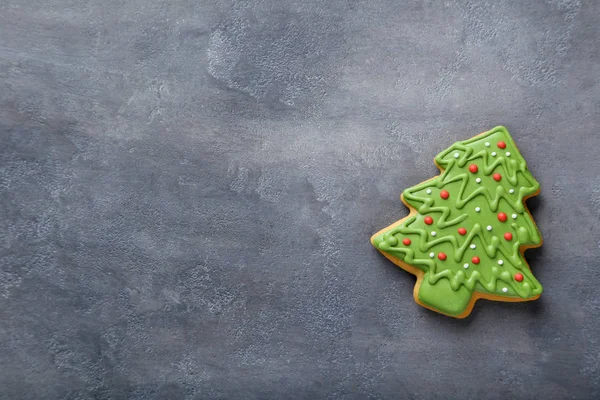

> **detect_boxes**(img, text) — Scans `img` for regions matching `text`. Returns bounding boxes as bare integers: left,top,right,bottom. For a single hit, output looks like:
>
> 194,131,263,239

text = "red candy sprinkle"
402,238,411,246
504,232,513,241
468,164,478,173
458,227,467,235
440,190,450,199
493,173,502,182
471,256,480,264
424,216,433,225
498,212,508,222
497,141,507,149
438,252,447,261
514,273,524,282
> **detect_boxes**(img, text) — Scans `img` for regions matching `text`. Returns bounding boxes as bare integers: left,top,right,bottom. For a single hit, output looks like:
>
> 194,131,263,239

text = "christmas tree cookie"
371,126,543,318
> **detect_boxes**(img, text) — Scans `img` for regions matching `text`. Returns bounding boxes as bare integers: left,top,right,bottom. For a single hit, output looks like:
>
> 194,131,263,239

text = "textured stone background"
1,0,599,399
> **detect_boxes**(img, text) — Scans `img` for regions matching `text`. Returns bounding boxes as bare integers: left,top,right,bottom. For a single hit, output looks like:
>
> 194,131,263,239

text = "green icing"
372,126,543,317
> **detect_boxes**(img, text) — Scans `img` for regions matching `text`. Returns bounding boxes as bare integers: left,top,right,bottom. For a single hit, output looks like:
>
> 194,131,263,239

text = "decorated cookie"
370,126,543,318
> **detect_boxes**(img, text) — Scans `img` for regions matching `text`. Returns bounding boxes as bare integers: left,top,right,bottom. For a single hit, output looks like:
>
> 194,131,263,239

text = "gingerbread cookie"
371,126,543,318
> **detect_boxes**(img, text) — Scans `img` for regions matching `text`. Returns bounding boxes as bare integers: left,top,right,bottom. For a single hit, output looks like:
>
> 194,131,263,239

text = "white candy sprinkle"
512,213,517,219
464,263,469,269
470,244,476,249
502,287,508,293
485,142,490,147
498,260,504,265
454,152,459,158
429,252,435,258
476,178,481,183
506,152,511,157
487,225,492,231
491,151,497,157
509,189,515,194
426,189,432,194
475,207,481,212
431,231,437,237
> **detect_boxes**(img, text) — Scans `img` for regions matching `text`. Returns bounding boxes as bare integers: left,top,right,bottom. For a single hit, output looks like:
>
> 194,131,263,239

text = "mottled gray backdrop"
1,0,599,399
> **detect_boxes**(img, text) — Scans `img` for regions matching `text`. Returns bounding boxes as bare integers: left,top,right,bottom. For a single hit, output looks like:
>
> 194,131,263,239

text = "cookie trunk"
417,275,472,317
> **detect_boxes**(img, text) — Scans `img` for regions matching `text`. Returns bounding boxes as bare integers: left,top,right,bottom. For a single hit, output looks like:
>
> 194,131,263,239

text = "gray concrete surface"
1,0,599,399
